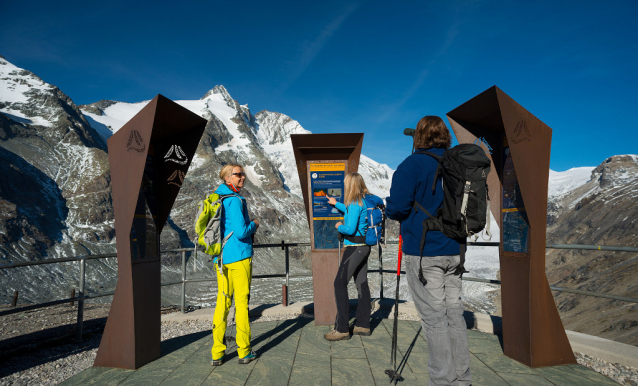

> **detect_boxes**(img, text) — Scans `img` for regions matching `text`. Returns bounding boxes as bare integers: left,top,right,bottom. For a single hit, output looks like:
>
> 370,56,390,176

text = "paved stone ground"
60,318,618,386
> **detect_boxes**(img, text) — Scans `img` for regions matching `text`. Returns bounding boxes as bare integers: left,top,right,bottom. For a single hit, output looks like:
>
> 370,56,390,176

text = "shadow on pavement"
161,330,210,357
0,318,106,378
252,318,312,357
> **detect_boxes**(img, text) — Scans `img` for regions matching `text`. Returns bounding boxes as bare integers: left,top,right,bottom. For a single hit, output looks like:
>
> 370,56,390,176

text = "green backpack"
194,193,233,256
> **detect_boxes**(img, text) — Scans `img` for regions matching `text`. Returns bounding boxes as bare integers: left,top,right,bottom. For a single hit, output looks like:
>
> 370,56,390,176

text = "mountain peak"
79,100,118,116
592,154,638,188
254,110,310,146
201,85,235,106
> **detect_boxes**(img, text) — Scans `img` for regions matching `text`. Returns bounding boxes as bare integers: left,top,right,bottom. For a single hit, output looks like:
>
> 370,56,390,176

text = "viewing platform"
59,302,625,386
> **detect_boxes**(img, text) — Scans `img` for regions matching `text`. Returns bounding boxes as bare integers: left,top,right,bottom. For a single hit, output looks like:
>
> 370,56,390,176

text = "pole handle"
397,235,403,276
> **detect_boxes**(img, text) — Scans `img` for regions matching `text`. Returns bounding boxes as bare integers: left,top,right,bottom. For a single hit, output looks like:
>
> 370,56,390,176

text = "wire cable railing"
1,240,637,339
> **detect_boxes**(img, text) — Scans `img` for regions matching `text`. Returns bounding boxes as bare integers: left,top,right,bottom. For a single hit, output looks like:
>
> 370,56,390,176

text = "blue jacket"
215,184,257,264
335,201,367,246
386,148,460,256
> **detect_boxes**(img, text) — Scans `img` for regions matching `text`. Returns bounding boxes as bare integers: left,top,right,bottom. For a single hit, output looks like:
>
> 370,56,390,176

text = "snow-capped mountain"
0,56,396,305
0,55,115,303
548,167,596,198
2,54,636,345
544,155,638,345
81,86,394,199
80,85,396,306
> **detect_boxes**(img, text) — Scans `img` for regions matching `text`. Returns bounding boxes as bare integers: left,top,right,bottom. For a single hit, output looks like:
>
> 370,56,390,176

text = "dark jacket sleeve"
386,158,417,222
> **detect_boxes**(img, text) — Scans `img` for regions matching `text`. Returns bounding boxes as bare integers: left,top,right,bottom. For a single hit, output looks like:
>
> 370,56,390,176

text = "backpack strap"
412,201,436,219
414,150,443,192
456,241,469,275
412,202,434,285
414,149,441,161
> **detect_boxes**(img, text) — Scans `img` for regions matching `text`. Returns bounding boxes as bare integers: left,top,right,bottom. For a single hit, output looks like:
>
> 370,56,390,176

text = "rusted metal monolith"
94,95,206,369
446,86,576,367
291,133,364,325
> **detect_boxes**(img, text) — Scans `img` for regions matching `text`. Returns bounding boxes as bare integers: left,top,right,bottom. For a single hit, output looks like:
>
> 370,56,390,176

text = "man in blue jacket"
386,116,471,386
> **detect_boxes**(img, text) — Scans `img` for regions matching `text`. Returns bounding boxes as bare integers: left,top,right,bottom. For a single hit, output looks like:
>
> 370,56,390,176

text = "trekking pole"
385,234,404,384
334,232,343,328
338,234,342,269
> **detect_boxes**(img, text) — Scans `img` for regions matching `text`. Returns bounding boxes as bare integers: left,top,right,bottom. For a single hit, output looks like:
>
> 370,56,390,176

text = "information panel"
310,162,345,249
502,138,529,253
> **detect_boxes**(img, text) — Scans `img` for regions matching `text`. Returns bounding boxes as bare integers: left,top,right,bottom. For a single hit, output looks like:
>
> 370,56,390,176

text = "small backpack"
413,144,492,280
363,194,386,246
194,192,233,257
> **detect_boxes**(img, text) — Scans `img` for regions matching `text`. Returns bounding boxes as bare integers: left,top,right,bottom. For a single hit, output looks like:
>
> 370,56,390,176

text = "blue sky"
1,0,636,171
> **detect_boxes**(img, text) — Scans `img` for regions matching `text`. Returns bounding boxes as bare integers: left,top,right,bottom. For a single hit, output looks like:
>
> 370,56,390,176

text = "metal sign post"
446,86,576,367
94,95,206,369
291,133,364,325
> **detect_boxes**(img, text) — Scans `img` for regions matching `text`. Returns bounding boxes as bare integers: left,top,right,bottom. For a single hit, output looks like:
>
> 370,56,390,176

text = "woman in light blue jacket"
324,172,372,341
211,164,259,366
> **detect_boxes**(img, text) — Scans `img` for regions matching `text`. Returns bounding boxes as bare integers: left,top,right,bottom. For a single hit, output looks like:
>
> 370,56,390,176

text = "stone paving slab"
62,318,617,385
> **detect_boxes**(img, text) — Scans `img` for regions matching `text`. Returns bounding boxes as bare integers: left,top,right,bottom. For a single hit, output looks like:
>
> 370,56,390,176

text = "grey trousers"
405,254,471,386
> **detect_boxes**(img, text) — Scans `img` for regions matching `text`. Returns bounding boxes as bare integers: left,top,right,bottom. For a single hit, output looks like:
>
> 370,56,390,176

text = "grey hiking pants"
405,253,471,386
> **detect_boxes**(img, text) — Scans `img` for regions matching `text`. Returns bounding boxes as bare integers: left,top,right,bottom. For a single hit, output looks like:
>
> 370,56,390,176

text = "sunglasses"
232,172,246,177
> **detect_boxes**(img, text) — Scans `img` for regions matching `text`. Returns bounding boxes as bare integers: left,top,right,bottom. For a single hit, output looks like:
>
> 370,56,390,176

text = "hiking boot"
353,326,371,336
324,329,350,341
211,355,224,366
238,350,257,364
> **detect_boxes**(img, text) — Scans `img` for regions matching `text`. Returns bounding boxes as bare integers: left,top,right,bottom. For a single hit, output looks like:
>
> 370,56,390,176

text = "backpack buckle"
463,181,472,193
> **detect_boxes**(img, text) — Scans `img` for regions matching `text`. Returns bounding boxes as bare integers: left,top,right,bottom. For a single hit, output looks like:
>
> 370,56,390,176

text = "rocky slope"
3,55,635,346
545,155,638,345
80,85,396,305
0,56,395,305
0,56,115,303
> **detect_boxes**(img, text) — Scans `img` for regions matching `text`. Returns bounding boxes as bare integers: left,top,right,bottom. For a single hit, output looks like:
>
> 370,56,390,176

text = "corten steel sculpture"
291,133,364,325
446,86,576,367
94,95,207,369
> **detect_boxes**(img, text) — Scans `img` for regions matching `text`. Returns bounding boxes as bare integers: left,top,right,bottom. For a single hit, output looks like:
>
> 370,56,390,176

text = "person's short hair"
344,172,369,207
413,115,452,150
219,164,243,182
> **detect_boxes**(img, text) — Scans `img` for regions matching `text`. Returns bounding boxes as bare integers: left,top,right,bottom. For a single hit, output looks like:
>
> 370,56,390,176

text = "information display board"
501,137,529,253
130,152,159,261
310,162,345,249
95,95,207,369
446,86,575,367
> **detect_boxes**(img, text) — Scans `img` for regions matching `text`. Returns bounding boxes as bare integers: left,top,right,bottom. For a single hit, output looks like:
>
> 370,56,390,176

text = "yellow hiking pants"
212,257,252,360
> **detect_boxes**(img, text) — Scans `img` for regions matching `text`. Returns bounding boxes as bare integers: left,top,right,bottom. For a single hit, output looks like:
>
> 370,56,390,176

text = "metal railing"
1,240,637,340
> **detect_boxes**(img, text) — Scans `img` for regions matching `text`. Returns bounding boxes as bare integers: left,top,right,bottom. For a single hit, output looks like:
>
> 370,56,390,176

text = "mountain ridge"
1,56,636,345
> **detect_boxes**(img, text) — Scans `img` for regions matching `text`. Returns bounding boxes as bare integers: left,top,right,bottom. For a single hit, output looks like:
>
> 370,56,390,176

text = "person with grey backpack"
386,115,489,386
206,164,260,366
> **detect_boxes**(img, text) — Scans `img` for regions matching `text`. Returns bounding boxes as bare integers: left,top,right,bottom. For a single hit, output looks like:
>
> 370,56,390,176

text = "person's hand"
327,196,337,205
253,220,260,229
335,221,343,229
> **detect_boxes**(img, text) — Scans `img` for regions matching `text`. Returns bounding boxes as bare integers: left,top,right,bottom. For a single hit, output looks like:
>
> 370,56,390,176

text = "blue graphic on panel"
310,163,345,249
502,143,529,253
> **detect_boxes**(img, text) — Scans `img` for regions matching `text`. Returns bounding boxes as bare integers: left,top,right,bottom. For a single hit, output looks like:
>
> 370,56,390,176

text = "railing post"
282,241,289,307
181,250,186,313
378,246,384,300
11,291,18,307
76,257,85,341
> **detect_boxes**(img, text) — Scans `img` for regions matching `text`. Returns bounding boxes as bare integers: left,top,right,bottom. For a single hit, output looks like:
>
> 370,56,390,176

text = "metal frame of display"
291,133,364,325
94,95,207,369
446,86,576,367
